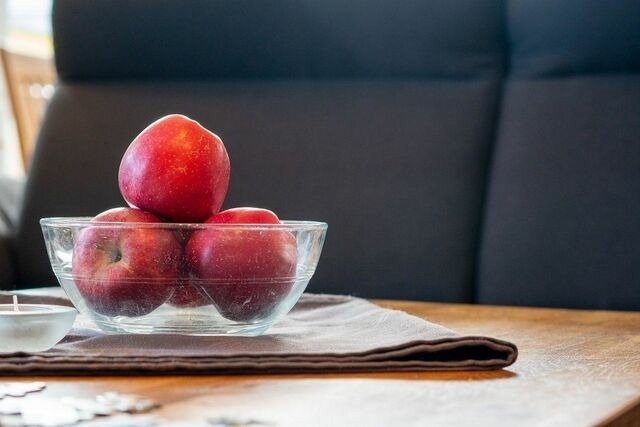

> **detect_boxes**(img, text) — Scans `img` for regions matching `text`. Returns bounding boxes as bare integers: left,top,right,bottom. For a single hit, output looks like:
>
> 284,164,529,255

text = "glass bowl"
40,218,327,336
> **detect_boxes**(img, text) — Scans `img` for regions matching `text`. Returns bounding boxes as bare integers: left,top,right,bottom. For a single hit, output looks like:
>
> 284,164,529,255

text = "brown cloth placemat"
0,291,517,374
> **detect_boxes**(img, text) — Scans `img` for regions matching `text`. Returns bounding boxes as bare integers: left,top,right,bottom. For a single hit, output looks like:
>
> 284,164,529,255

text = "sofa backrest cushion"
15,0,505,303
477,0,640,310
53,0,505,81
508,0,640,78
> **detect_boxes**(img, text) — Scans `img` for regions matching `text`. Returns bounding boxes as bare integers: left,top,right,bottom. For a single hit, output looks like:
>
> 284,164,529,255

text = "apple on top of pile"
72,114,297,321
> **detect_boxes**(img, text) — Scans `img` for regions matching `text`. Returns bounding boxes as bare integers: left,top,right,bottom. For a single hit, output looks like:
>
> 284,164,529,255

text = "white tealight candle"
0,295,77,353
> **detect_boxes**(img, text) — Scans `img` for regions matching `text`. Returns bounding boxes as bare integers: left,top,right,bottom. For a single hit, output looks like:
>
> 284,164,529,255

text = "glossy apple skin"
118,114,230,223
210,207,281,224
186,208,298,322
72,207,182,317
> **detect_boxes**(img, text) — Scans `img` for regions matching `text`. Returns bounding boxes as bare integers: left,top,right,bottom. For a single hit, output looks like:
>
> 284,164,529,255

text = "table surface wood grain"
1,300,639,426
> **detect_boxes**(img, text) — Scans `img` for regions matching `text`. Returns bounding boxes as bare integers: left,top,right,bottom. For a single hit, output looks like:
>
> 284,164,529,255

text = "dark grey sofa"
1,0,638,310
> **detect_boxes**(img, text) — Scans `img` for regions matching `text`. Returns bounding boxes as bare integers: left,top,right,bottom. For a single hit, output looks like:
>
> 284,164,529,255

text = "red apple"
167,282,212,308
72,207,181,317
167,256,212,308
118,114,230,223
210,207,281,224
186,208,298,321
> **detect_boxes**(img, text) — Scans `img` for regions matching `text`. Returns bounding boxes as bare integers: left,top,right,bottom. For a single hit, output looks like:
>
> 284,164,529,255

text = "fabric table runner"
0,291,517,374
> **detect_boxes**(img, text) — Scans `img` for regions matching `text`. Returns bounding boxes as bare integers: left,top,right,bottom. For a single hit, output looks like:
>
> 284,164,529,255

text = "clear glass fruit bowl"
40,218,327,336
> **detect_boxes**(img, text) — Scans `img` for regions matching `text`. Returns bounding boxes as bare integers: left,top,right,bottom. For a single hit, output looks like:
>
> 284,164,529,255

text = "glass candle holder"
0,296,76,353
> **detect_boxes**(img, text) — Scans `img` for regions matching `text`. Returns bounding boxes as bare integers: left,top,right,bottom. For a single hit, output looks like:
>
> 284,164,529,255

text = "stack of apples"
72,114,297,322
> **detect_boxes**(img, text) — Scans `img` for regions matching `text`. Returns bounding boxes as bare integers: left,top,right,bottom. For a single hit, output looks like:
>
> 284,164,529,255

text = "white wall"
0,60,23,178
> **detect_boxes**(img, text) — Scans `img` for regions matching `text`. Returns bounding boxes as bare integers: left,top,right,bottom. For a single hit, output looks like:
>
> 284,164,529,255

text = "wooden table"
1,301,639,426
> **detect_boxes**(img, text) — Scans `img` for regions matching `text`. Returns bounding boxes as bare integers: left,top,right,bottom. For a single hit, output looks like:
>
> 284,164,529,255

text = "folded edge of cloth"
0,290,518,375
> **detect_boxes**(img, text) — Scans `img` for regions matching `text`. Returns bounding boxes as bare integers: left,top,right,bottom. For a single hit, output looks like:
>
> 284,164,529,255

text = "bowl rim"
40,217,328,231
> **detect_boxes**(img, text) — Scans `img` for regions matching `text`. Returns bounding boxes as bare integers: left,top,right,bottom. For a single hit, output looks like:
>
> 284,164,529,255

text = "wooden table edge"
595,395,640,427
